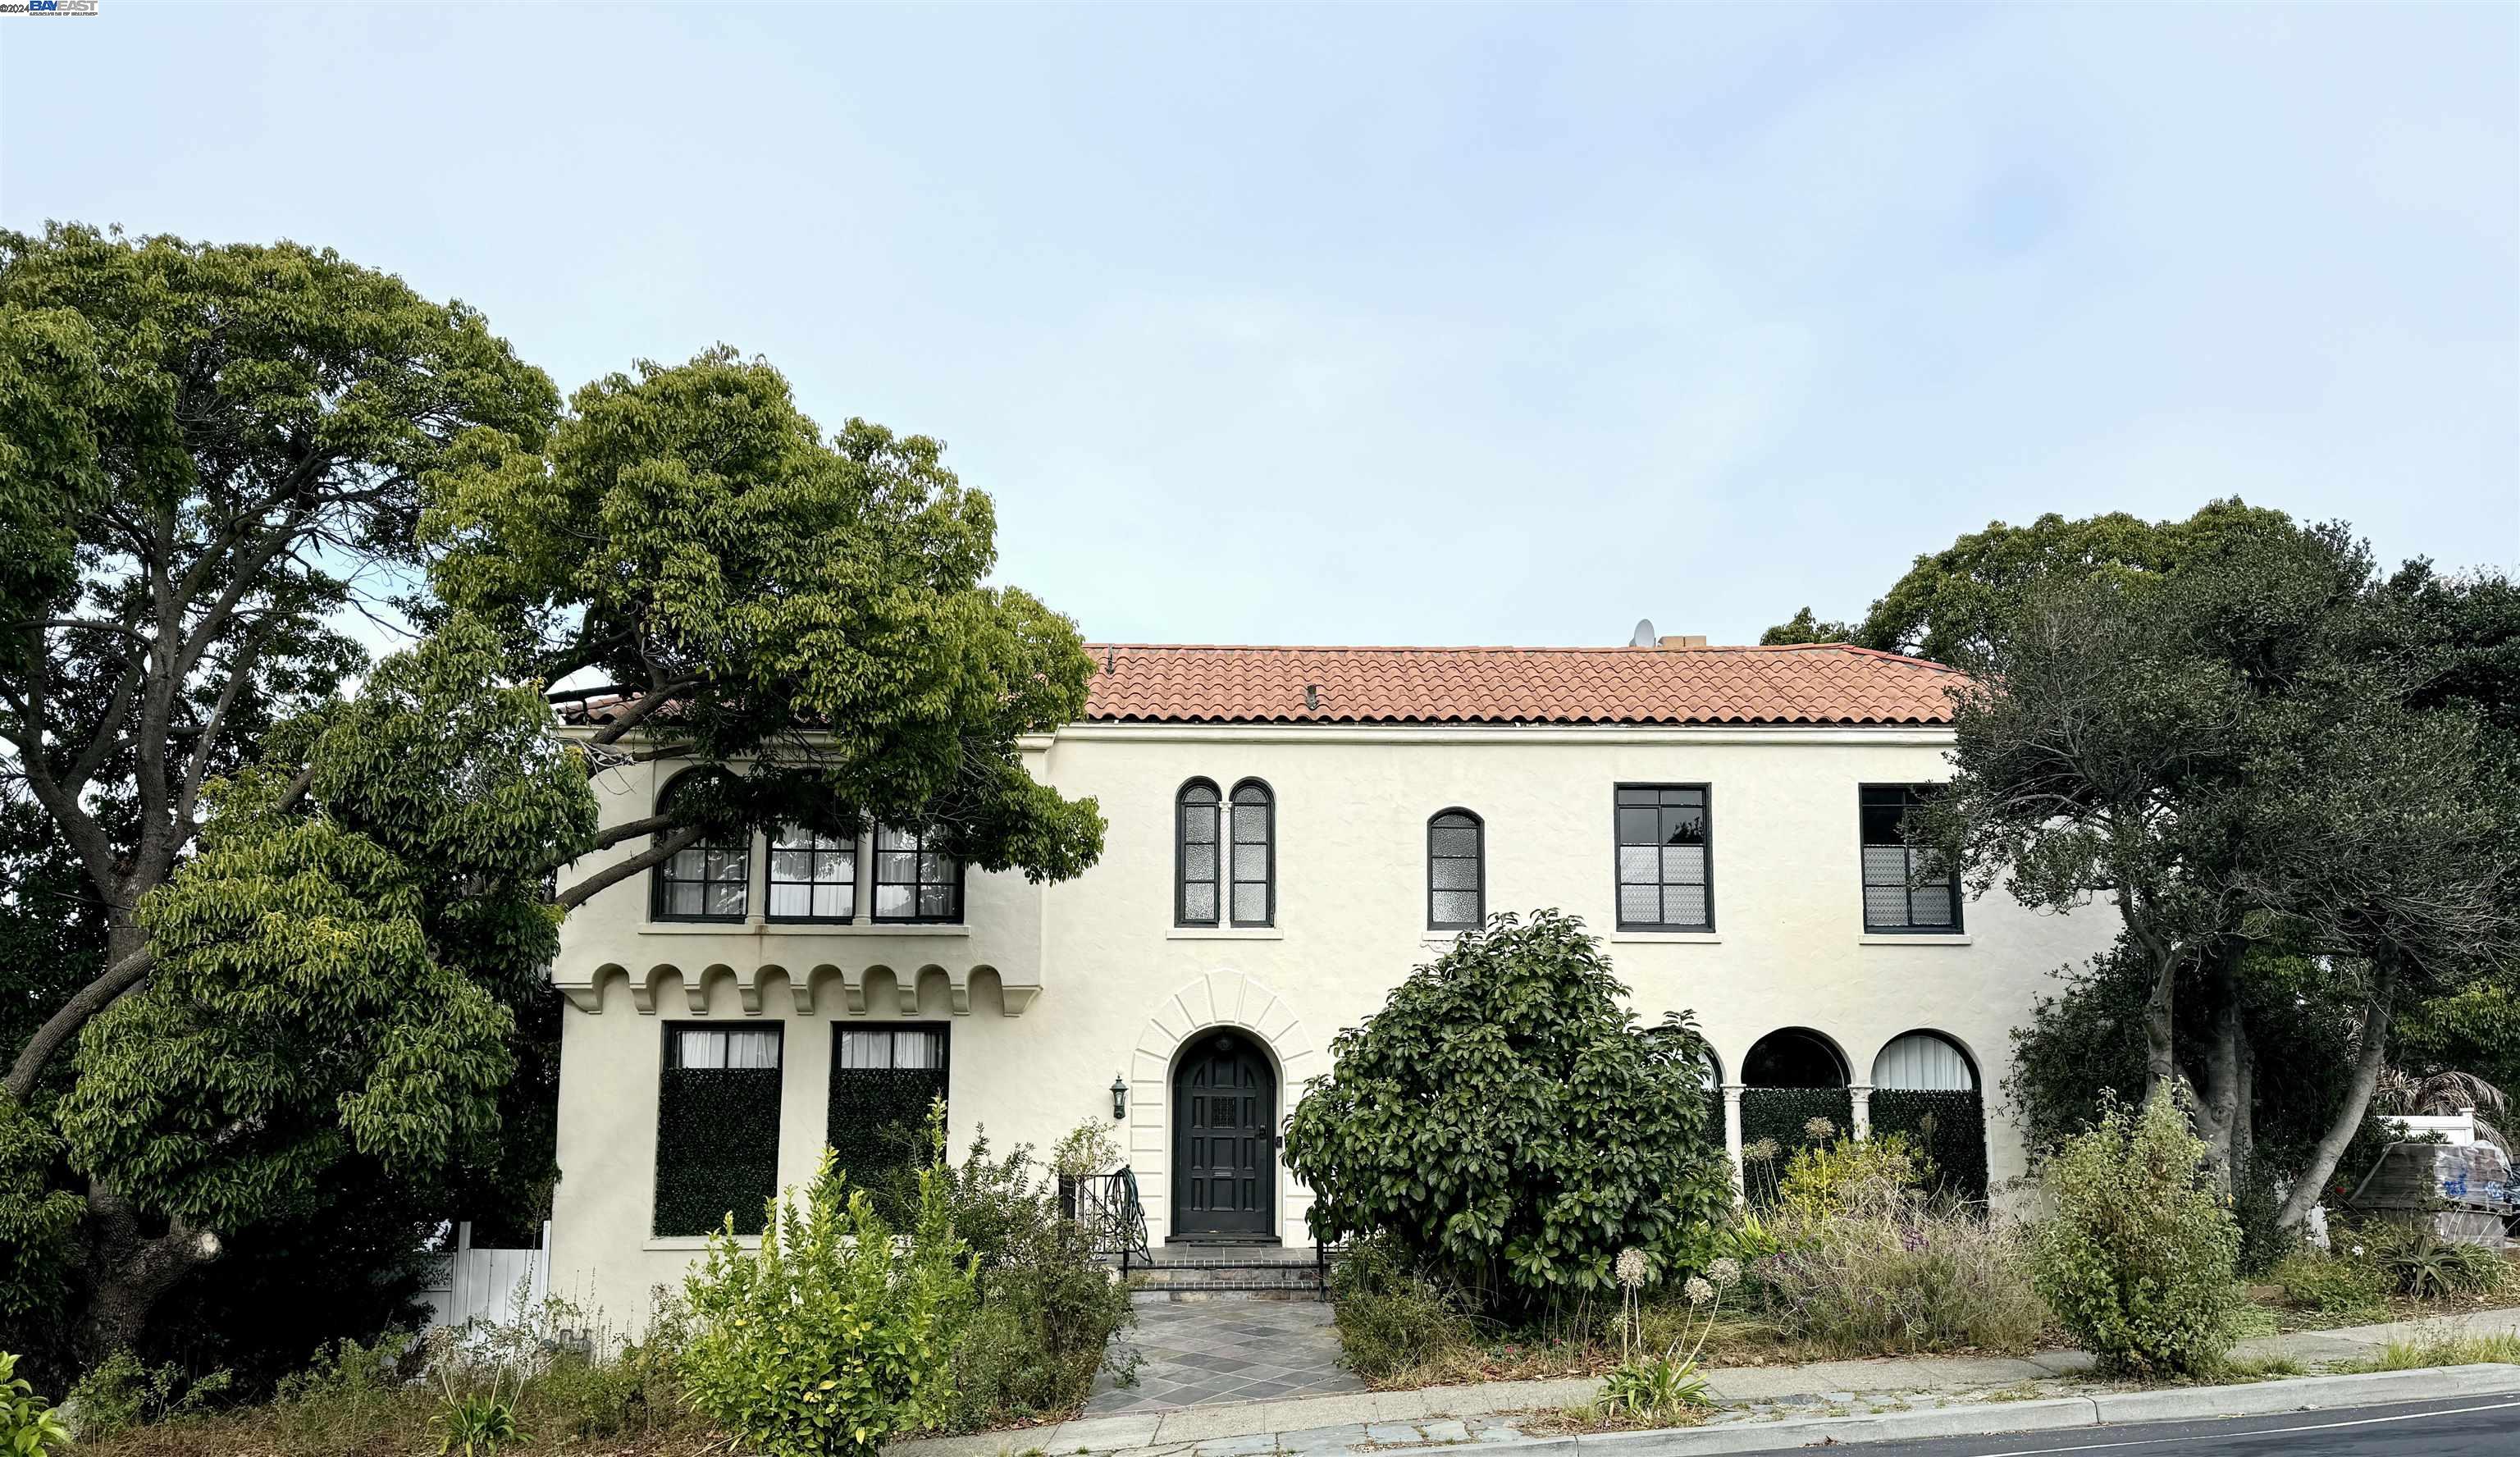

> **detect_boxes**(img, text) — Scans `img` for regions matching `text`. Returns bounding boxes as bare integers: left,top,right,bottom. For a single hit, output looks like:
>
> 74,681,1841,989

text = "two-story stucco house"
545,639,2114,1322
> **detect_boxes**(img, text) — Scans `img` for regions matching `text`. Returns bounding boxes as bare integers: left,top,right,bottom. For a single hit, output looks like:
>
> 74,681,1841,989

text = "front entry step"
1117,1245,1331,1300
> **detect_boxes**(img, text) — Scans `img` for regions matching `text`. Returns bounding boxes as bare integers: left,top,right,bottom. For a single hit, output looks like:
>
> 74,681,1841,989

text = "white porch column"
1721,1082,1746,1197
1851,1083,1874,1141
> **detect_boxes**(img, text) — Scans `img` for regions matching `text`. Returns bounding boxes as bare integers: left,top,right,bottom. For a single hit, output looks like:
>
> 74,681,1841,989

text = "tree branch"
6,945,156,1102
2276,957,2398,1229
555,824,703,911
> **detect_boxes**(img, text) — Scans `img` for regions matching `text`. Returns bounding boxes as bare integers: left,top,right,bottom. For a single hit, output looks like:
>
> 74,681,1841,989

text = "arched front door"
1173,1030,1276,1240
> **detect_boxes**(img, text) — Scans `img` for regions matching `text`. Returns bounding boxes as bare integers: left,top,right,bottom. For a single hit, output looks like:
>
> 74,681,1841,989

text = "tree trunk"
2276,958,2398,1230
76,1179,221,1363
2193,955,2246,1185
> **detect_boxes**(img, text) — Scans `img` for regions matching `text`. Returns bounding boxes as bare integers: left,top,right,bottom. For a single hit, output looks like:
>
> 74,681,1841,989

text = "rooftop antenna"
1628,618,1658,648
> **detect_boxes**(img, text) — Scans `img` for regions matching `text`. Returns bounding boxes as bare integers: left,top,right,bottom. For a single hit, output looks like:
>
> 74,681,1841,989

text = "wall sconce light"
1110,1073,1129,1121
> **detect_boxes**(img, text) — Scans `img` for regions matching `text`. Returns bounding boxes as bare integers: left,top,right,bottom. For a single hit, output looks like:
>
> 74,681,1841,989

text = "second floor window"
1860,785,1961,931
652,776,749,922
1176,779,1222,925
1427,809,1484,930
1229,779,1275,926
1616,784,1711,931
767,826,856,922
873,824,961,923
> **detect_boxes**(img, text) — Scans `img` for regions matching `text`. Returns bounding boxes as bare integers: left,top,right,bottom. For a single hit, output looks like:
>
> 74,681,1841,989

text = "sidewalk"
892,1305,2520,1457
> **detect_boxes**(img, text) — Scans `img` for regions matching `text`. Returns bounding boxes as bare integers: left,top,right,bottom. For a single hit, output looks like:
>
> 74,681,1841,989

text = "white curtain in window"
1872,1032,1973,1091
838,1027,943,1070
679,1028,780,1070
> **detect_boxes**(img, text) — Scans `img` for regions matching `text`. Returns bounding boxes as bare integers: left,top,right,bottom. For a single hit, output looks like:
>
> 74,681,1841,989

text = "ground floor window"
655,1025,783,1237
827,1025,949,1209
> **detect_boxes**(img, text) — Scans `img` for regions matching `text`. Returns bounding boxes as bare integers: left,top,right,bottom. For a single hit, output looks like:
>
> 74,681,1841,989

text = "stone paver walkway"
1087,1299,1364,1414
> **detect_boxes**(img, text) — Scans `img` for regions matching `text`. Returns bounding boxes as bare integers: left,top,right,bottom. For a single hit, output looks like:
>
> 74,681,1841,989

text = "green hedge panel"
655,1066,783,1236
1740,1086,1854,1205
1870,1089,1989,1204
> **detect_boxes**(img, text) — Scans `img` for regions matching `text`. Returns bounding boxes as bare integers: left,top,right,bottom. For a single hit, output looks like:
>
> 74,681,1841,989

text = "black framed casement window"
1427,809,1484,930
871,825,962,923
1615,784,1713,930
1176,779,1222,926
1228,779,1275,927
1860,785,1961,932
651,776,751,922
767,826,856,922
654,1025,783,1237
827,1025,950,1205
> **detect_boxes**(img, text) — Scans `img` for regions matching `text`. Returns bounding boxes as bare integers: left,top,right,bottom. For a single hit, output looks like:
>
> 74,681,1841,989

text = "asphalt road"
1860,1395,2520,1456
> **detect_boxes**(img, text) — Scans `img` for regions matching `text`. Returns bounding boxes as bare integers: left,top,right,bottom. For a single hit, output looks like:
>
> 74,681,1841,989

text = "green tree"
0,222,560,1354
421,347,1105,893
1282,911,1732,1317
1756,606,1855,646
2,227,1107,1359
1937,521,2520,1224
1763,500,2298,665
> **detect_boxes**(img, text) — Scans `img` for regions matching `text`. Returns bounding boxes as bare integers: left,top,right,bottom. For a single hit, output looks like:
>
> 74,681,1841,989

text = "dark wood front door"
1173,1032,1275,1239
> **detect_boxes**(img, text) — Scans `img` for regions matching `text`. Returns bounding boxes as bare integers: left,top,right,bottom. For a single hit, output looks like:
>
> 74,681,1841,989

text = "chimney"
1659,634,1709,649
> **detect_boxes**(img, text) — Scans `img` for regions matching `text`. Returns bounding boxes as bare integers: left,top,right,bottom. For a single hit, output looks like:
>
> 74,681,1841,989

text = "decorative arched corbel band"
558,961,1041,1018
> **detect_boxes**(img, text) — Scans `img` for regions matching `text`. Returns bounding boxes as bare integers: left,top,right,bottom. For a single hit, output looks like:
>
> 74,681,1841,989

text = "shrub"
2029,1089,2242,1377
892,1124,1134,1431
1756,1140,2047,1356
1324,1236,1477,1380
1284,911,1732,1317
1774,1132,1927,1222
2269,1251,2387,1316
2,1353,71,1457
62,1350,232,1441
270,1330,425,1455
680,1149,975,1457
2361,1224,2514,1300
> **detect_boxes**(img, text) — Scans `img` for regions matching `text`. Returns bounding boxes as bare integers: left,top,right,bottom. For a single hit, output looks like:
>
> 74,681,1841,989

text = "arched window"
1427,809,1484,930
651,774,750,922
1872,1030,1978,1091
1176,779,1222,926
1229,779,1275,927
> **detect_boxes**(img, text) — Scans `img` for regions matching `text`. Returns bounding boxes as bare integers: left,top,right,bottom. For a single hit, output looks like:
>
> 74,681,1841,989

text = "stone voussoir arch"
1126,969,1320,1245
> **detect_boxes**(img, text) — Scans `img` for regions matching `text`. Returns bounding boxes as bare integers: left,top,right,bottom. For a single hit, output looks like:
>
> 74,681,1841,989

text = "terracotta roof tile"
552,643,1964,730
1079,643,1963,726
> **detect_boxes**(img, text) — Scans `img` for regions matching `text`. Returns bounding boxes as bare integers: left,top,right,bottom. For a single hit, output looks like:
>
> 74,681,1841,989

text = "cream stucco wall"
547,723,2115,1330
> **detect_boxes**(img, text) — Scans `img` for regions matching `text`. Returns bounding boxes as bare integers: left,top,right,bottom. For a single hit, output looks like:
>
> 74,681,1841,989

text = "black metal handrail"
1058,1167,1152,1276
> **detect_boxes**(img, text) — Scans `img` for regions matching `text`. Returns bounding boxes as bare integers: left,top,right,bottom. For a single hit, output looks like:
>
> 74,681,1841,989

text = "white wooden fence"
418,1222,550,1331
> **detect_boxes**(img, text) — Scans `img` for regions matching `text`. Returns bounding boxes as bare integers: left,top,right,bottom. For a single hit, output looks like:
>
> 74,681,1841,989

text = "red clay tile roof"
1080,643,1963,726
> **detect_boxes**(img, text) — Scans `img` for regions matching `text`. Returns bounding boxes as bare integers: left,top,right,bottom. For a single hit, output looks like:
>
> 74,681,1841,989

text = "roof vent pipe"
1303,683,1320,712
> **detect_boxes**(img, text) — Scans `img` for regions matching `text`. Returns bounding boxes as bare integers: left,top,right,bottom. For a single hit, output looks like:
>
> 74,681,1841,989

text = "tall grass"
1752,1135,2050,1357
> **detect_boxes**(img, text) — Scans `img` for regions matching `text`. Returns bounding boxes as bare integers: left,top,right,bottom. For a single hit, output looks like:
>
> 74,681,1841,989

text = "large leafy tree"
0,222,562,1354
3,228,1106,1359
1936,518,2520,1225
1761,500,2297,663
422,346,1104,892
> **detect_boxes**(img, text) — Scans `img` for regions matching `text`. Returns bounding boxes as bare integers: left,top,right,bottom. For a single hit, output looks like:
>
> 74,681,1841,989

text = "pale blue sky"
4,2,2514,649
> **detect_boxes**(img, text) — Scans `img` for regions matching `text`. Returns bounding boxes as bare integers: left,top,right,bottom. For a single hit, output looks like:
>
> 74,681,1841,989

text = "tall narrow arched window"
1176,779,1222,926
1427,809,1484,930
1229,779,1275,927
651,774,751,922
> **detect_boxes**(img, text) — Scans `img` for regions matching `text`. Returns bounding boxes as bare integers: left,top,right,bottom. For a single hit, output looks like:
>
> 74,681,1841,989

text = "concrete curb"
897,1359,2520,1457
1545,1364,2520,1456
